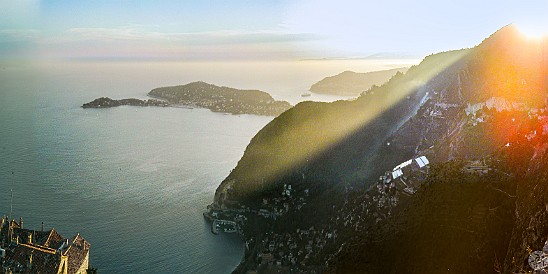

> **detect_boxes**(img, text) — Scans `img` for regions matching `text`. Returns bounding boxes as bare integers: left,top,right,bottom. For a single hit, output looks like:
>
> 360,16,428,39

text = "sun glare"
516,23,548,40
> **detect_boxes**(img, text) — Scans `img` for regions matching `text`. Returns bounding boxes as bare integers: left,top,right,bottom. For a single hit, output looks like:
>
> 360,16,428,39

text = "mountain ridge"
209,24,548,273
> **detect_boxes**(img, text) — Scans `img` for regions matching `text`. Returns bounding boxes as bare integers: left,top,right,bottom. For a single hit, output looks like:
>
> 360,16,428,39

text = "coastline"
84,92,290,116
203,210,249,273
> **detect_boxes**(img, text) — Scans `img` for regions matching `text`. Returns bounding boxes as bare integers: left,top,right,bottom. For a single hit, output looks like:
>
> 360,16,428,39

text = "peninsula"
82,97,169,108
148,81,292,116
83,81,292,116
310,67,408,96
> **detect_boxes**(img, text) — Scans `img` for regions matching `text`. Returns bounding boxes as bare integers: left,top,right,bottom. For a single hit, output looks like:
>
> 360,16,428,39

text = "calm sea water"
0,59,417,273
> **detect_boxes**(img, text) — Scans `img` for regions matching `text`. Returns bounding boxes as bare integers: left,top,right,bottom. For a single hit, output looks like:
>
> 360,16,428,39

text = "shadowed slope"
215,49,467,205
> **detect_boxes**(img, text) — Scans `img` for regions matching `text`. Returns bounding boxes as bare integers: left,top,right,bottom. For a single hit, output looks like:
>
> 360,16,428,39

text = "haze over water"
0,59,417,273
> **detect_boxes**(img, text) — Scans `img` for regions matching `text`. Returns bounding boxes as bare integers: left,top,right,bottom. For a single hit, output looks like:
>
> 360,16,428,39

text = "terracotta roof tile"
63,233,90,274
1,222,90,274
3,243,61,274
44,228,65,249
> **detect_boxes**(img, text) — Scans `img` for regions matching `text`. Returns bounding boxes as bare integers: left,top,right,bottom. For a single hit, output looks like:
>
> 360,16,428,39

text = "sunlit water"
0,59,418,273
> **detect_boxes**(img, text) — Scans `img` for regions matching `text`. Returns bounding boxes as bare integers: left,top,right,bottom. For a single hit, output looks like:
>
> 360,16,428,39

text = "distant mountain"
148,81,291,116
310,68,408,96
207,25,548,273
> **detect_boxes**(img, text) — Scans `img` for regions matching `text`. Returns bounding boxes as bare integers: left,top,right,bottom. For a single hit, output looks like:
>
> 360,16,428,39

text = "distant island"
82,81,292,116
310,67,408,96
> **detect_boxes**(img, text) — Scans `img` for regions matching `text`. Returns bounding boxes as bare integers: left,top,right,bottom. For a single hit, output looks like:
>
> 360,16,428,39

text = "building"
463,160,491,174
391,156,430,180
0,216,90,274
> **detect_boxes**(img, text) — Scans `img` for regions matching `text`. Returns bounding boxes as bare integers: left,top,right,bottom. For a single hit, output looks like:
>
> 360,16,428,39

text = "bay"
0,59,417,273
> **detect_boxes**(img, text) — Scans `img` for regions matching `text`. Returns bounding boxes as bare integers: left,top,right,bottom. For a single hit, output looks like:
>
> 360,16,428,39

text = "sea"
0,58,418,273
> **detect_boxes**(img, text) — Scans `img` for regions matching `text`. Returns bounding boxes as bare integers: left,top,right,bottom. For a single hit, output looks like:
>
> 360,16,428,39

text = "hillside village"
204,155,435,272
206,94,548,272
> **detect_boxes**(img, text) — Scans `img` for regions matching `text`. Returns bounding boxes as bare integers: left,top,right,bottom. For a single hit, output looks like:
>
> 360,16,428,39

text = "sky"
0,0,547,61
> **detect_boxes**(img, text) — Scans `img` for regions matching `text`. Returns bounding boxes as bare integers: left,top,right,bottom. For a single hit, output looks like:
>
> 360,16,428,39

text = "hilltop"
207,25,548,273
149,81,292,116
309,68,408,96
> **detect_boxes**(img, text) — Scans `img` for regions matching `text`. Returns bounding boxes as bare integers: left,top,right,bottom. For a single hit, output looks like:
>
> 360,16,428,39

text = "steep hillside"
329,26,548,273
215,49,467,205
503,144,548,273
210,25,548,273
221,25,547,204
330,160,517,273
309,68,408,96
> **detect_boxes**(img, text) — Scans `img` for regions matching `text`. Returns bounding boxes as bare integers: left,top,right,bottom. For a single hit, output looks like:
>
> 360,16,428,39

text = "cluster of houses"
245,185,344,272
207,184,339,272
206,156,434,272
251,156,431,271
255,227,337,272
465,96,548,140
0,216,91,274
205,183,309,231
327,156,431,243
246,156,431,272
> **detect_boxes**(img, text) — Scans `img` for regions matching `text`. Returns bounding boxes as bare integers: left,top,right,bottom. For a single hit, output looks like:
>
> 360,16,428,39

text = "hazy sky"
0,0,547,61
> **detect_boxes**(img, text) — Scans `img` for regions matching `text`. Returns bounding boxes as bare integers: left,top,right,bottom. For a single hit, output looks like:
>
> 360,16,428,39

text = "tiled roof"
1,227,57,247
44,228,65,249
1,218,90,274
3,242,61,274
63,233,90,274
30,229,54,246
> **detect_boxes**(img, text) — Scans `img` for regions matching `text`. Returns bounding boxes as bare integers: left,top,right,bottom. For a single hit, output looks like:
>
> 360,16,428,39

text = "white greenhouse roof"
393,160,412,171
415,156,430,168
392,169,403,179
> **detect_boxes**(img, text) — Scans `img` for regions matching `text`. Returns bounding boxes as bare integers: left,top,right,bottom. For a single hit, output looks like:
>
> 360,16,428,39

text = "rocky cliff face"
212,25,548,273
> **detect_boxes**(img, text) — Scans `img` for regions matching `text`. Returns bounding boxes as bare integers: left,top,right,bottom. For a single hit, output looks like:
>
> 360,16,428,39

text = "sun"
516,23,548,40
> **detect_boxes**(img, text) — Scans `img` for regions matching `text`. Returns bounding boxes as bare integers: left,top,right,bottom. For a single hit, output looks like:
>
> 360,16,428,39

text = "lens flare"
226,50,468,200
